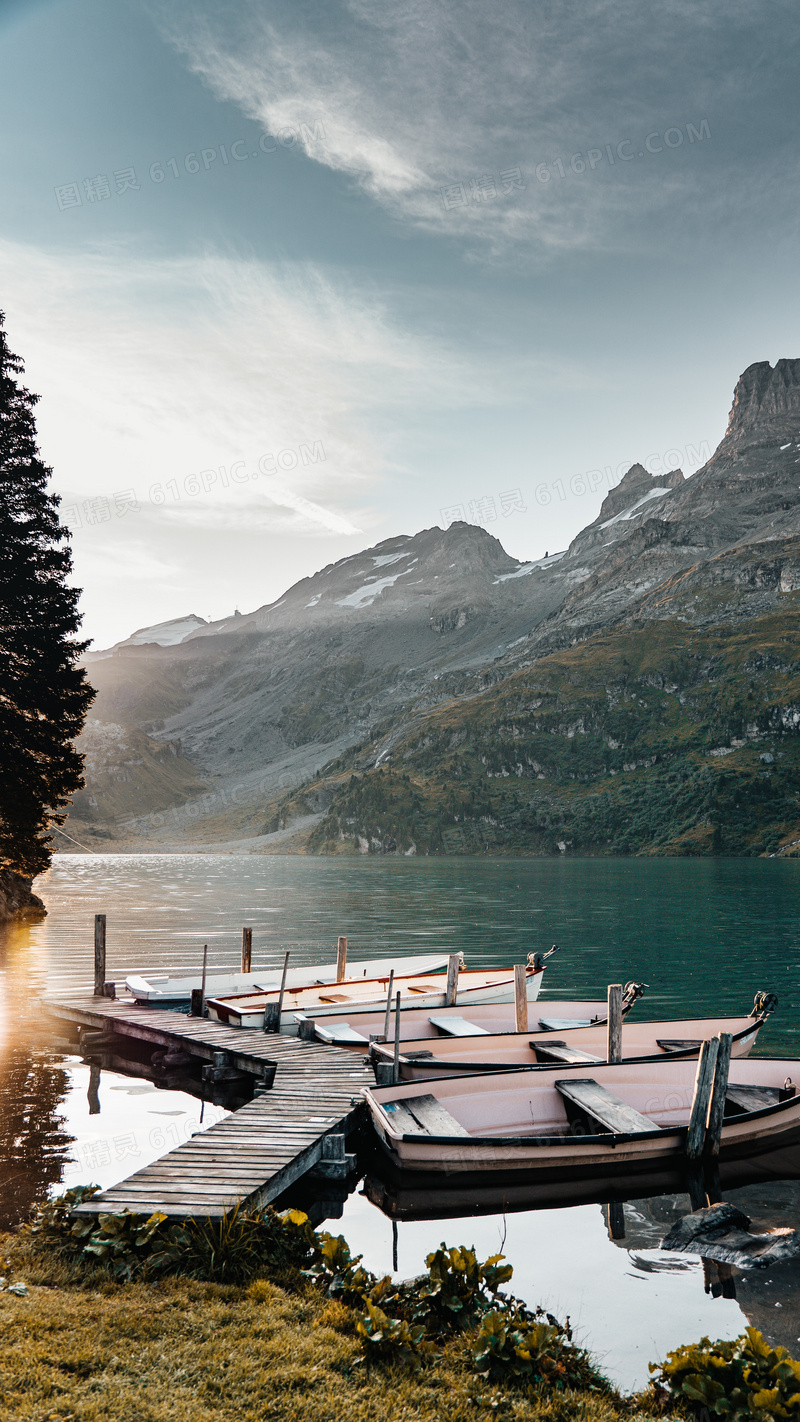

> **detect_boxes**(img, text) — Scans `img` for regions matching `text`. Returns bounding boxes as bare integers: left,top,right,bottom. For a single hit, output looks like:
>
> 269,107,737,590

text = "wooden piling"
189,988,204,1017
87,1063,101,1115
606,983,623,1064
93,914,107,997
241,927,252,975
445,954,459,1007
336,936,348,983
686,1037,719,1162
606,1201,625,1240
264,950,290,1032
382,970,395,1042
705,1032,733,1157
514,964,528,1033
393,991,401,1084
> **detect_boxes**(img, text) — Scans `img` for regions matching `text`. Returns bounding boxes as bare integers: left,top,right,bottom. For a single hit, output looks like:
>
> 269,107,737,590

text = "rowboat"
124,952,457,1005
205,957,549,1031
363,1056,800,1177
307,985,646,1049
369,1002,772,1081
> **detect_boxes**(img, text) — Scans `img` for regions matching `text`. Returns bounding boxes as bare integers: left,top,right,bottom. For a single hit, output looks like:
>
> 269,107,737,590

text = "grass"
0,1233,678,1422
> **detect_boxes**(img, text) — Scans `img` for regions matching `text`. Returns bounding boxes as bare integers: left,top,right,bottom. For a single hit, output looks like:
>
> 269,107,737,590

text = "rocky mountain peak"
720,358,800,452
595,462,685,524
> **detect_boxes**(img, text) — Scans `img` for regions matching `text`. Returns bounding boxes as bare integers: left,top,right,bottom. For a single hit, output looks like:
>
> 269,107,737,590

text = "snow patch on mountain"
599,485,672,529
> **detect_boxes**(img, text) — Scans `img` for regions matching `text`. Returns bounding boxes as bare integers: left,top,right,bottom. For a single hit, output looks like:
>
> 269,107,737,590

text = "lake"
2,852,800,1388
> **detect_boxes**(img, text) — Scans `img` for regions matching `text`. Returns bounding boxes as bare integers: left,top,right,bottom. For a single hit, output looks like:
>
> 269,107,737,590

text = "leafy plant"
22,1184,100,1242
473,1308,601,1391
24,1191,316,1283
410,1243,514,1337
180,1205,315,1284
69,1209,186,1281
355,1299,433,1372
651,1326,800,1418
302,1229,378,1304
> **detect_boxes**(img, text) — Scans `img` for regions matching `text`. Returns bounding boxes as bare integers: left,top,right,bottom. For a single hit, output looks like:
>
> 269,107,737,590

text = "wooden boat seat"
402,1050,435,1060
657,1039,702,1053
725,1083,797,1114
382,1093,471,1137
313,1022,370,1045
556,1078,659,1135
428,1015,490,1037
531,1040,603,1065
538,1017,600,1032
317,993,350,1003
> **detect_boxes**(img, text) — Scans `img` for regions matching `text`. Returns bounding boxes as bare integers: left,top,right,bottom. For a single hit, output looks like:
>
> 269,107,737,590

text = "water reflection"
0,1048,72,1231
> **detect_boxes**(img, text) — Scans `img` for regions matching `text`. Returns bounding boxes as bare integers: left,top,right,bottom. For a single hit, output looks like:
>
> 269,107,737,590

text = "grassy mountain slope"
285,600,800,858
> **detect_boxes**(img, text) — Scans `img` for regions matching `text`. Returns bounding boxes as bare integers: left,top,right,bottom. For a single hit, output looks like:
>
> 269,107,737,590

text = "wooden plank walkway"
44,995,373,1219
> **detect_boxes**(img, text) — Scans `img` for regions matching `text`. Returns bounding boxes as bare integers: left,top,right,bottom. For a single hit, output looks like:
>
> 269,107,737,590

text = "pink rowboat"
363,1055,800,1178
369,1002,772,1081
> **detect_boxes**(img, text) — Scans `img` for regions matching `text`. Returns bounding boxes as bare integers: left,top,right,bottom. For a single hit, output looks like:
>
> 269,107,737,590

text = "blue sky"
2,0,799,645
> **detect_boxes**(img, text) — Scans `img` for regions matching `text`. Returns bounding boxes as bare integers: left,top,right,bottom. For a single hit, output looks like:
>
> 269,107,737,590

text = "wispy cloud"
0,235,532,641
0,237,479,534
153,0,792,256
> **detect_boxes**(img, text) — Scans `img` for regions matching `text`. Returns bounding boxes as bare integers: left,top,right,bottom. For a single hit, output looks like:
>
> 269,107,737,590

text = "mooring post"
88,1063,101,1115
189,945,208,1018
93,914,107,997
705,1031,733,1157
606,983,623,1064
264,950,290,1032
514,964,528,1033
445,953,459,1007
241,927,252,975
686,1036,719,1162
382,969,395,1042
336,936,348,983
393,991,402,1084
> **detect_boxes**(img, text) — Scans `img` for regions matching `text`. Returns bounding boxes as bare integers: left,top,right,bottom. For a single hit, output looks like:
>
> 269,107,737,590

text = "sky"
1,0,799,647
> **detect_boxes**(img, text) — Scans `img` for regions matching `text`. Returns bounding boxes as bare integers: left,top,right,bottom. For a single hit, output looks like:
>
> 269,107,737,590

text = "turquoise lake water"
2,853,800,1387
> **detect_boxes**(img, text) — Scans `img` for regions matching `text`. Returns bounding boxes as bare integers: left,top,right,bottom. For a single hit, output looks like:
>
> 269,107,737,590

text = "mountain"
66,360,800,857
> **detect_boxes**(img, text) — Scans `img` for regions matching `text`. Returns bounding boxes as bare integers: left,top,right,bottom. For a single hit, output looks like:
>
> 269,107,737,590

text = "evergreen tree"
0,311,94,885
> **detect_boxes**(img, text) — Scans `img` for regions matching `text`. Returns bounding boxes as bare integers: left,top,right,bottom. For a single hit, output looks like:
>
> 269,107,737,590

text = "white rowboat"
206,961,546,1032
125,952,456,1005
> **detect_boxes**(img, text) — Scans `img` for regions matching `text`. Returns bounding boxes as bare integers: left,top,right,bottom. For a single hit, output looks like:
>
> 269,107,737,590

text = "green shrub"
302,1230,378,1305
355,1299,434,1372
473,1308,602,1391
409,1243,514,1338
23,1191,315,1283
652,1326,800,1418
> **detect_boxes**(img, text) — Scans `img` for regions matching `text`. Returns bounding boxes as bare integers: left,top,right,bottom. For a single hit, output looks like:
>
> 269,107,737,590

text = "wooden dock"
44,995,373,1219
